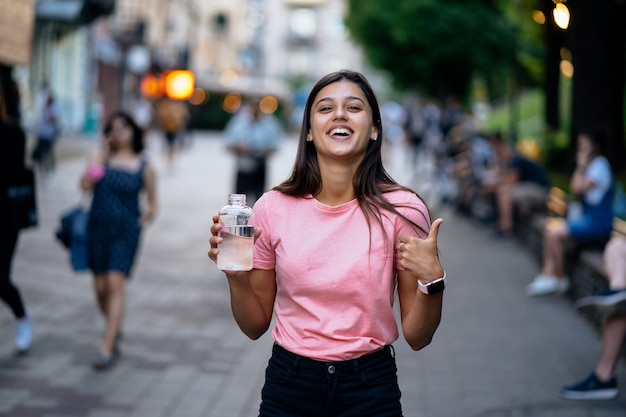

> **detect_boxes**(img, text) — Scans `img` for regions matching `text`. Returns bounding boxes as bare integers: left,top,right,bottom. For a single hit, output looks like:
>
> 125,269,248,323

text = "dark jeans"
259,343,403,417
0,229,26,318
236,158,266,202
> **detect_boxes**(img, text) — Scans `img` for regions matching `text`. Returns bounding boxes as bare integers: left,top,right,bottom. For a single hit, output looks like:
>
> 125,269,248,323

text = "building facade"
17,0,384,135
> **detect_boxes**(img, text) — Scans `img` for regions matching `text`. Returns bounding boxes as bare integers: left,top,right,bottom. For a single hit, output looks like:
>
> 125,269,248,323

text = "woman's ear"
371,126,379,141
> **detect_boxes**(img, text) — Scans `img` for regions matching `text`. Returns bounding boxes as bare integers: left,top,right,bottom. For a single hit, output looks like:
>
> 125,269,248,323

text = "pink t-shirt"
252,189,431,361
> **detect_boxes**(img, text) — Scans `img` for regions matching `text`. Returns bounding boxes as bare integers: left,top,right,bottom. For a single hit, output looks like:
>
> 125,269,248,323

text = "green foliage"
484,90,544,137
345,0,516,101
483,87,572,172
542,128,571,173
345,0,545,103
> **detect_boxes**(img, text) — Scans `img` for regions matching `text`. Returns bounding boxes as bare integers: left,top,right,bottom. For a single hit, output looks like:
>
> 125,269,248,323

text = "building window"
289,8,316,40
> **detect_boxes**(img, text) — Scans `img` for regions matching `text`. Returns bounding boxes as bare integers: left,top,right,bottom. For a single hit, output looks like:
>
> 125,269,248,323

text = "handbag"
0,169,38,230
55,204,89,271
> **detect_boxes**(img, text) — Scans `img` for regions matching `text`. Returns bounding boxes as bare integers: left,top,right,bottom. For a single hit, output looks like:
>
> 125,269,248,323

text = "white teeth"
330,128,351,136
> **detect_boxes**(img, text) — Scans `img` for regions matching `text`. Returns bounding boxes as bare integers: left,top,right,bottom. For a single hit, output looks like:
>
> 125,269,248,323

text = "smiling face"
307,79,378,161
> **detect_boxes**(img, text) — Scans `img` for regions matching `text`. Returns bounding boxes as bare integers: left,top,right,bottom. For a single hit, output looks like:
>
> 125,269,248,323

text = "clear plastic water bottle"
217,194,254,271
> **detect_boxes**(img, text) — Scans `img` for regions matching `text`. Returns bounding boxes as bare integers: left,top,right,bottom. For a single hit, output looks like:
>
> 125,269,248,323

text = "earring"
307,134,313,142
371,136,378,141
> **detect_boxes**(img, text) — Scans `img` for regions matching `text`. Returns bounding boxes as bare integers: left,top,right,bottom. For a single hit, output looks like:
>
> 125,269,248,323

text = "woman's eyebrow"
315,95,365,106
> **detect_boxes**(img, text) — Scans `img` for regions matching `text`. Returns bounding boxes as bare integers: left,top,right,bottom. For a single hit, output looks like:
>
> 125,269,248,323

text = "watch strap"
418,271,446,295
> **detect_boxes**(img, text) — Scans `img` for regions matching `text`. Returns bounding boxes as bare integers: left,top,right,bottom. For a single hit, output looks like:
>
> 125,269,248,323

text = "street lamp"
165,70,195,100
553,1,570,29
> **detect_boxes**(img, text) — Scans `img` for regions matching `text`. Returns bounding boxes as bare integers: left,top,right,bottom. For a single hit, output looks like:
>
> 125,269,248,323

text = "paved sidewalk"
1,131,625,417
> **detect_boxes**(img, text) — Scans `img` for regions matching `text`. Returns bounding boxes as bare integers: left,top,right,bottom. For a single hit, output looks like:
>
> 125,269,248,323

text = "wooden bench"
514,186,568,262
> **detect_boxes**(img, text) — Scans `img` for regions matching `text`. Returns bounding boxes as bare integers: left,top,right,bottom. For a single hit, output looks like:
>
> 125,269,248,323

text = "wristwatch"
418,271,446,295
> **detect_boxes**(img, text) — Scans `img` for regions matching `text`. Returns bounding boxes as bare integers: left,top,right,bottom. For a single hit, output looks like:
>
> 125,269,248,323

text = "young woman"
80,111,157,370
208,70,445,416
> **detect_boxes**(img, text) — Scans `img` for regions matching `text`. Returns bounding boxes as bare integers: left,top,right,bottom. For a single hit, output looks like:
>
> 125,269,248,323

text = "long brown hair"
274,70,430,240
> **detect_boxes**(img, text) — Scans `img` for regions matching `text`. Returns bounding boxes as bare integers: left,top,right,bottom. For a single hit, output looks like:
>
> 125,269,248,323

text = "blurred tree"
344,0,539,102
538,0,565,131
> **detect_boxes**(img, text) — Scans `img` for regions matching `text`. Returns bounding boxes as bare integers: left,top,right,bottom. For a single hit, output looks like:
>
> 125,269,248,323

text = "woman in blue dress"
80,111,157,369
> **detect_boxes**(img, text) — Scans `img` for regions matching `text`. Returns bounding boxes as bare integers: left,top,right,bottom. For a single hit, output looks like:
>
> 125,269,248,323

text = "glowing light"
189,88,208,105
220,70,239,88
553,3,570,29
560,48,572,61
165,70,195,100
259,96,279,114
532,10,546,25
140,74,164,99
223,93,242,113
560,60,574,78
516,138,542,161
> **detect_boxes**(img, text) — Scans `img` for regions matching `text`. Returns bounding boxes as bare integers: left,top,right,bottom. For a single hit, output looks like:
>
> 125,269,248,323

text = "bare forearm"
570,168,588,195
226,274,272,339
402,293,443,350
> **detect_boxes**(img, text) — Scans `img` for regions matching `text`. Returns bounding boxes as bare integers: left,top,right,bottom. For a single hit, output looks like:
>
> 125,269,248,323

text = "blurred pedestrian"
381,100,406,164
403,94,425,166
209,70,445,416
561,235,626,400
0,79,33,354
223,100,284,205
439,95,464,141
527,131,613,296
155,99,189,170
484,134,551,237
80,111,157,370
31,92,61,180
449,133,497,217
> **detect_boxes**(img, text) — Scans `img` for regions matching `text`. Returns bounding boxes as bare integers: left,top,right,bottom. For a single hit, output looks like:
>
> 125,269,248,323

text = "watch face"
427,280,445,295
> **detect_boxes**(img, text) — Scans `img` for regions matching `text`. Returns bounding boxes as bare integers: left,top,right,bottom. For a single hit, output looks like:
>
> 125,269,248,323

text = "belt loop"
389,344,396,359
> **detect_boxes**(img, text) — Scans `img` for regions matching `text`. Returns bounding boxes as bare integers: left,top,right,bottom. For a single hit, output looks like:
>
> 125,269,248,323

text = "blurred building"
21,0,114,133
195,0,373,100
11,0,383,136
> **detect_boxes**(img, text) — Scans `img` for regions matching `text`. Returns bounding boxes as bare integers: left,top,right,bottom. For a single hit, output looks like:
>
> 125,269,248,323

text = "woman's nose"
333,107,346,119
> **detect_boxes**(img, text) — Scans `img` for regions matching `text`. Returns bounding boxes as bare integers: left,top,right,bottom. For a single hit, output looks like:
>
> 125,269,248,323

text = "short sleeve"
251,193,277,270
585,157,612,205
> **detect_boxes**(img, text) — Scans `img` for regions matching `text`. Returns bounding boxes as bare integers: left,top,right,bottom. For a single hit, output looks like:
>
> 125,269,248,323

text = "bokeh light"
140,74,164,99
532,10,546,25
188,87,208,105
220,69,239,88
560,60,574,78
553,3,570,29
165,70,195,100
259,95,279,114
223,92,242,113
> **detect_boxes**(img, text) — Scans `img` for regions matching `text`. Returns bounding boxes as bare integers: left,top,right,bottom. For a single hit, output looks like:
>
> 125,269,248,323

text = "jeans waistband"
272,343,394,377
